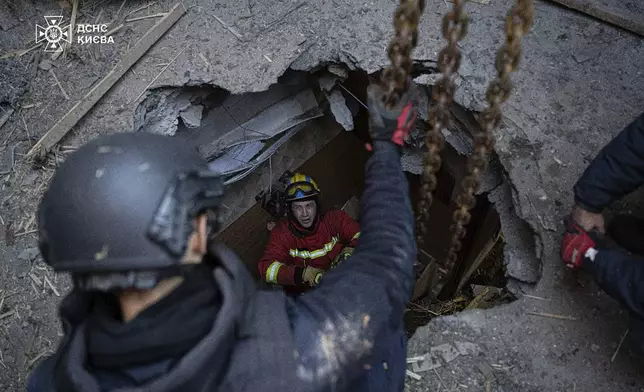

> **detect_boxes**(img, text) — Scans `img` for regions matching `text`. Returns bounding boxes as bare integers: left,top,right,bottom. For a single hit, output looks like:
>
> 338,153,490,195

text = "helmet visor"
286,181,319,200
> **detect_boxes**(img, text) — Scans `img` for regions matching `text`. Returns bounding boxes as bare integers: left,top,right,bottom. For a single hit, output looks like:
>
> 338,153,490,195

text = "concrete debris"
136,90,198,136
572,45,604,63
591,344,600,353
208,140,265,175
38,60,53,71
488,181,541,284
411,343,465,373
406,369,422,380
0,2,19,31
327,64,349,78
198,88,322,160
223,123,306,185
400,148,424,175
179,105,203,128
318,73,341,92
324,89,354,131
432,343,461,363
412,351,442,373
454,341,482,356
18,247,39,262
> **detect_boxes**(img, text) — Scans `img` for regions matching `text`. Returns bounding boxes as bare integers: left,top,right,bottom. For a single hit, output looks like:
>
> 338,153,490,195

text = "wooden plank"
26,2,187,159
549,0,644,37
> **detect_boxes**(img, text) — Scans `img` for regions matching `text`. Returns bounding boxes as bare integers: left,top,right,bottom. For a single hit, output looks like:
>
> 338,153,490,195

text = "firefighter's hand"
331,247,354,268
302,267,325,286
561,220,597,270
571,205,605,234
366,81,418,147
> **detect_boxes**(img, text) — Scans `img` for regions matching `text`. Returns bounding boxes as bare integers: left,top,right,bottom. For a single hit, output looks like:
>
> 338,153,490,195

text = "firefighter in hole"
259,173,360,294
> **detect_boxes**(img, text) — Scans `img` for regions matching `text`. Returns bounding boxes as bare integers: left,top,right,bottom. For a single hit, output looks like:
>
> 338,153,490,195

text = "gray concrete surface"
0,0,643,390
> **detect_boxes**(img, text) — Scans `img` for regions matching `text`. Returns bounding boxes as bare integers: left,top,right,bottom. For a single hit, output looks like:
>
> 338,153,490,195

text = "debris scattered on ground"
126,13,168,23
38,60,52,71
26,2,188,160
611,329,629,363
406,369,422,380
0,108,14,130
213,14,245,41
548,0,644,37
410,340,481,374
18,248,39,263
49,69,70,100
526,311,578,321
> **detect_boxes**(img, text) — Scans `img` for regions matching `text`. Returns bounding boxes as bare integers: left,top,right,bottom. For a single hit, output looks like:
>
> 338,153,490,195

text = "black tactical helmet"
37,132,224,291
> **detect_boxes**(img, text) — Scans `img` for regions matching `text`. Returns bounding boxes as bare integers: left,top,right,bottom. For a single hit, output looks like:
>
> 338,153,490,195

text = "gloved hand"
561,219,598,270
331,247,354,269
571,205,605,233
302,266,325,286
366,81,418,149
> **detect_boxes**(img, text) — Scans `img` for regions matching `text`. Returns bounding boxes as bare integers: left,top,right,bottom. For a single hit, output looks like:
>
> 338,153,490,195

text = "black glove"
366,81,418,148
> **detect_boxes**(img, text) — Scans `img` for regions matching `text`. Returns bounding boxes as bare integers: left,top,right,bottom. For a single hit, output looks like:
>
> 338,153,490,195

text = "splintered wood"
549,0,644,37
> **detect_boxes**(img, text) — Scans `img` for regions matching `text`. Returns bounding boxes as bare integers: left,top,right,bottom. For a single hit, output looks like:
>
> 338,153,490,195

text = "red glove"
365,81,418,151
561,221,596,270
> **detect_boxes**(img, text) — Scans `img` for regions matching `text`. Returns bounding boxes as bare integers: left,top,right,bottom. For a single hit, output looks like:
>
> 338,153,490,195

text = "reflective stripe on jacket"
258,209,360,289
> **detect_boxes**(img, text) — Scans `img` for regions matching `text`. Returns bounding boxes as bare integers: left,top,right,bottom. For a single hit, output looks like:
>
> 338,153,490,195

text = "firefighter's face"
291,200,317,228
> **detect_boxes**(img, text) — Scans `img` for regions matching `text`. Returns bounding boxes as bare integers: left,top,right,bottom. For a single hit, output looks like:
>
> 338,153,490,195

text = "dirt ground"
0,0,643,391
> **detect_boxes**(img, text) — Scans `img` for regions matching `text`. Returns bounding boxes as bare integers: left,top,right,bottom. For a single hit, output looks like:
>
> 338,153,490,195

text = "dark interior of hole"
176,66,513,335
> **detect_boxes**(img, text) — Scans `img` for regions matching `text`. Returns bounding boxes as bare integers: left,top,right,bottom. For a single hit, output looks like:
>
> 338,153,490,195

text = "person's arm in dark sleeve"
258,228,306,287
574,113,644,212
585,248,644,319
289,141,416,389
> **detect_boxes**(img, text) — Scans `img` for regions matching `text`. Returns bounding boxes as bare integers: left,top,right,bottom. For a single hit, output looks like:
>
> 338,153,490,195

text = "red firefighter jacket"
258,209,360,292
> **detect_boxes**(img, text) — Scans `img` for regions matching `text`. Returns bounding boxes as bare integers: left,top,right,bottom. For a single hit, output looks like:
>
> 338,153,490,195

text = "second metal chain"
381,0,425,108
440,0,534,297
416,0,469,252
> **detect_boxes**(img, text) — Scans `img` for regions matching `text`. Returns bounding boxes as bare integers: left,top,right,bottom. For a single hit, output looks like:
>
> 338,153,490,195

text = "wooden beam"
26,2,187,160
549,0,644,37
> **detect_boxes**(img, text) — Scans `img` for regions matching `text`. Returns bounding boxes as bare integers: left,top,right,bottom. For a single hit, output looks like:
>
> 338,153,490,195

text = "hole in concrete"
133,64,538,337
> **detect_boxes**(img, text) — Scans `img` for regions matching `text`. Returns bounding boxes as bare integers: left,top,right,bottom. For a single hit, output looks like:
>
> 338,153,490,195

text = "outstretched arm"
574,113,644,213
289,83,417,390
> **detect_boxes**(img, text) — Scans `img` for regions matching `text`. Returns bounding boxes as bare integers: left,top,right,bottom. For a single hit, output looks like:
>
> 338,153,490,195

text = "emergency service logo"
36,16,71,52
36,15,114,52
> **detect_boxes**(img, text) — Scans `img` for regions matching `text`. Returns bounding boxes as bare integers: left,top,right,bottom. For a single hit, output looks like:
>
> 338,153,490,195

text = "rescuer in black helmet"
28,80,418,392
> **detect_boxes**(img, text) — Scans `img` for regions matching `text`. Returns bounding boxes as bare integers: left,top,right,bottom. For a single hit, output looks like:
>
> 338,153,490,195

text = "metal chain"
440,0,534,296
416,0,469,251
381,0,425,108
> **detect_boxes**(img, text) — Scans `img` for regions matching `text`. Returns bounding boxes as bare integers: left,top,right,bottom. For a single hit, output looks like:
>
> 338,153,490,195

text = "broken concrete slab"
208,140,265,175
198,88,323,160
488,180,541,284
455,341,482,356
179,104,203,128
324,89,354,131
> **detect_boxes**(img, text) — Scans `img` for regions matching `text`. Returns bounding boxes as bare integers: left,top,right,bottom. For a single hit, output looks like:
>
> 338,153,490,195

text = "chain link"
440,0,534,297
381,0,425,108
416,0,469,255
382,0,534,298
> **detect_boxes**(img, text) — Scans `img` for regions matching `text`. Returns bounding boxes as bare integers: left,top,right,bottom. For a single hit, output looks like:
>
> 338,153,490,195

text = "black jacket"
27,141,416,392
574,112,644,324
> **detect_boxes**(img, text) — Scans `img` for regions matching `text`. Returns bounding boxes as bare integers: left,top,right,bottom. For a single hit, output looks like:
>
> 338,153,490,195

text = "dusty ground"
0,0,643,391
